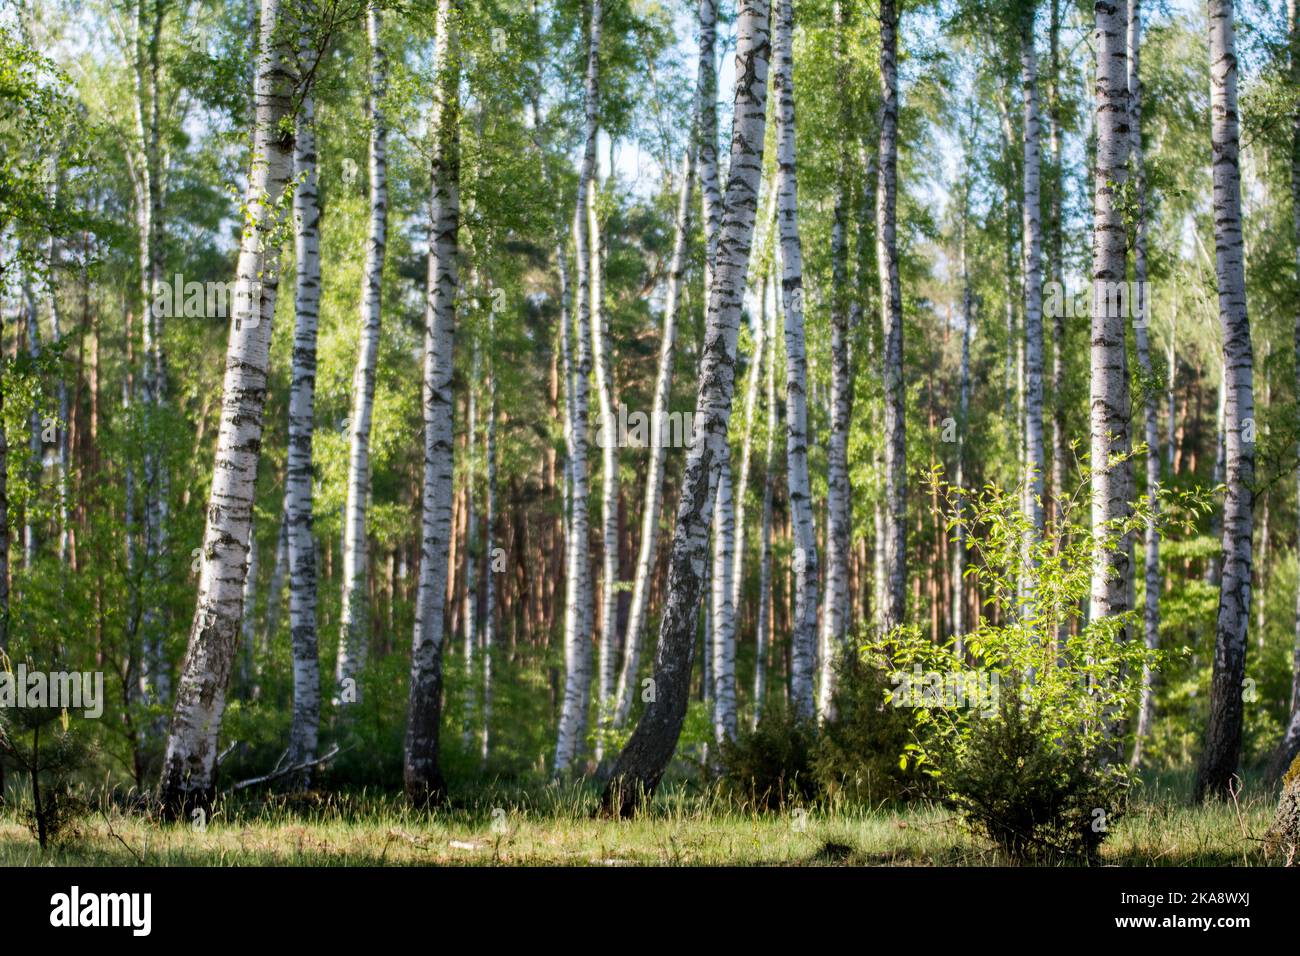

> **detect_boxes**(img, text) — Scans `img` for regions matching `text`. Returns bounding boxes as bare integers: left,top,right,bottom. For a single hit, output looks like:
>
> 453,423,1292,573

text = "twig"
223,744,344,794
101,812,145,865
216,740,242,767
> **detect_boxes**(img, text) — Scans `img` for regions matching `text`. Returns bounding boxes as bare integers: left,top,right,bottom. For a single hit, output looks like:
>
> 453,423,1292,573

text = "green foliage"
718,706,818,812
937,695,1129,862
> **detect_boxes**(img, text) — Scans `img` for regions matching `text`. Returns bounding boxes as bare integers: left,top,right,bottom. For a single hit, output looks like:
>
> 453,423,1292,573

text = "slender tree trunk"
1087,0,1132,633
554,0,601,777
602,0,771,815
403,0,461,806
1196,0,1255,802
711,444,737,742
591,167,619,764
953,205,973,656
286,51,322,783
156,0,297,816
754,269,777,728
481,309,497,768
1206,369,1226,584
818,0,854,720
774,0,818,722
878,0,906,632
1021,7,1046,612
1128,0,1162,767
337,2,389,701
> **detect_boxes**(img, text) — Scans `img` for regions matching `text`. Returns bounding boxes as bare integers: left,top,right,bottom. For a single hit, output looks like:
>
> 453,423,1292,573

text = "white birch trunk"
603,0,771,814
754,268,777,728
1021,8,1046,612
553,0,601,777
818,0,854,719
774,0,818,722
591,170,619,763
286,61,322,780
711,444,737,742
1196,0,1255,801
337,1,389,701
403,0,460,805
878,0,906,633
1087,0,1132,631
480,309,497,767
1128,0,1162,767
157,0,296,815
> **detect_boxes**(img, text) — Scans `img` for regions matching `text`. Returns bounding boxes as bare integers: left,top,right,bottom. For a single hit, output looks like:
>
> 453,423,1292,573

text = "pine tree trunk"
157,0,297,817
601,0,771,816
286,62,322,783
553,0,601,777
338,2,389,702
403,0,461,806
1196,0,1255,802
1087,0,1132,632
774,0,818,722
953,205,973,655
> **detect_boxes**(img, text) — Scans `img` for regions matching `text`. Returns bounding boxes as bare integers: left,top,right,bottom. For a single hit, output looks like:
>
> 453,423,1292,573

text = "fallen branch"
224,744,345,794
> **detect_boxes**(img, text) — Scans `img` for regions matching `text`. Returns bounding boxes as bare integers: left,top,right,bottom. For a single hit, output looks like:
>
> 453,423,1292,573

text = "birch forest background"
4,0,1300,868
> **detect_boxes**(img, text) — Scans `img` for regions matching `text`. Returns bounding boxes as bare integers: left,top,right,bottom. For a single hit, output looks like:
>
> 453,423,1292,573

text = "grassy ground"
0,770,1284,866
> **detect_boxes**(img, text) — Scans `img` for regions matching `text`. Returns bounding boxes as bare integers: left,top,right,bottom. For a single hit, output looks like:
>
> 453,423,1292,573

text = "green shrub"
812,651,927,806
718,706,817,811
937,695,1129,862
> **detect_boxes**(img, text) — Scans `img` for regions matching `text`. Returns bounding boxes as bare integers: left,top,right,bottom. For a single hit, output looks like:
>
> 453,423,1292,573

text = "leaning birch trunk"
1195,0,1255,802
613,145,696,729
286,63,322,782
156,0,296,816
711,445,737,743
754,269,777,728
403,0,460,806
698,0,722,280
1128,0,1162,767
553,0,601,777
1087,0,1131,632
818,0,854,721
1021,6,1046,612
878,0,906,633
774,0,818,723
337,1,389,702
601,0,771,816
591,172,619,764
730,271,766,637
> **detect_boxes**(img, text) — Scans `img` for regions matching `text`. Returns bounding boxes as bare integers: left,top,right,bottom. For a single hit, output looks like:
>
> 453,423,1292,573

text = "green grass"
0,769,1285,866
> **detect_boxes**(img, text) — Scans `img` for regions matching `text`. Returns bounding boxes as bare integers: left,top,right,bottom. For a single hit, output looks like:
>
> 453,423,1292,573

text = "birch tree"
553,0,601,777
285,28,322,781
404,0,461,806
1195,0,1255,802
1021,2,1045,603
878,0,906,633
156,0,297,816
711,444,737,742
754,267,777,727
337,1,389,701
774,0,818,722
602,0,771,816
818,0,853,719
1128,0,1162,767
1087,0,1131,632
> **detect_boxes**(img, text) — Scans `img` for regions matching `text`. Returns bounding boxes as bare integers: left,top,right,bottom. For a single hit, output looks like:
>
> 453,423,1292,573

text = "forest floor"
0,770,1283,866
